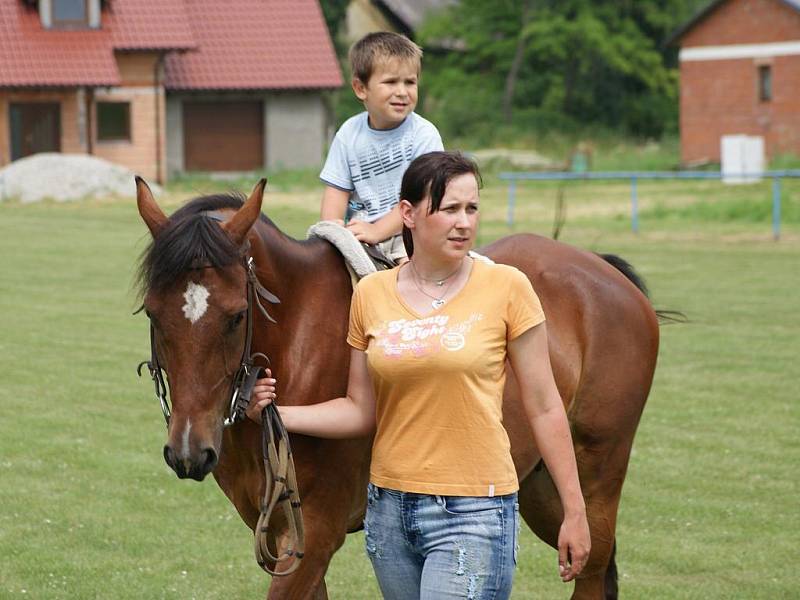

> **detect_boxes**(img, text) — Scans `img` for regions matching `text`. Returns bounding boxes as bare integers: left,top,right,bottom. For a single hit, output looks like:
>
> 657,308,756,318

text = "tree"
503,0,536,122
419,0,710,139
318,0,349,52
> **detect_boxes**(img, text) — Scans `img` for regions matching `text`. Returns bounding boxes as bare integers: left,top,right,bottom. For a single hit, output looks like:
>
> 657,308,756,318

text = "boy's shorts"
377,234,407,264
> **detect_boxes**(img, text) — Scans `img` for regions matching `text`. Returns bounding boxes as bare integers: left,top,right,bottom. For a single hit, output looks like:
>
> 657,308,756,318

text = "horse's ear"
223,178,266,246
136,176,168,237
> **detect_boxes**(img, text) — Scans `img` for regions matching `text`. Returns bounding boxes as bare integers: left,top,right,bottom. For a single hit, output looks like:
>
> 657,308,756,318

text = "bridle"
137,254,278,427
137,243,305,576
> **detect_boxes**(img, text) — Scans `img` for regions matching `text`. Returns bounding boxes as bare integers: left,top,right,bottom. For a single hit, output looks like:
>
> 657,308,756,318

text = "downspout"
86,86,94,155
154,53,165,184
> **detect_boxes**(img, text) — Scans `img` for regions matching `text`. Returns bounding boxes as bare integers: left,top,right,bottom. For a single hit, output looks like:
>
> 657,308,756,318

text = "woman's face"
408,172,480,261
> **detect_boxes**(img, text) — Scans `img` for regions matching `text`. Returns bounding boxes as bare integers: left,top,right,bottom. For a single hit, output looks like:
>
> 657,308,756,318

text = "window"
51,0,88,27
9,103,61,160
758,65,772,102
97,102,131,141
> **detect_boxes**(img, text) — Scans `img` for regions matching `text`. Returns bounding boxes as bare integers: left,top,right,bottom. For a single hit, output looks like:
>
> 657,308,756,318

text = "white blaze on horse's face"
181,419,192,459
182,281,210,324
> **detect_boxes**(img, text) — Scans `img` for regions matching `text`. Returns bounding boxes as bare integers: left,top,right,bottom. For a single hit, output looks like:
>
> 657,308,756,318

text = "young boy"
320,32,443,263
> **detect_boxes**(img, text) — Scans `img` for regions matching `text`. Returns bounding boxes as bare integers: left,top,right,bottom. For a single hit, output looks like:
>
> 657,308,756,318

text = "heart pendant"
432,299,445,309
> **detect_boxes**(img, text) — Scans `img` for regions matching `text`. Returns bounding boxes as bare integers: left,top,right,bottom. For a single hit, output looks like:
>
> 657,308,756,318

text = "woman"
248,151,590,599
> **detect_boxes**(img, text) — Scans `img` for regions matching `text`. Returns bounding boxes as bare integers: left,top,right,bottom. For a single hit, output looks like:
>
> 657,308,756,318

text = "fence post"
631,176,639,233
507,179,517,228
772,177,781,241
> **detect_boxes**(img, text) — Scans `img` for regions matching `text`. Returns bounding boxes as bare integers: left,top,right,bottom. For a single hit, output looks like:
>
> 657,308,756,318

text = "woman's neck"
409,255,465,283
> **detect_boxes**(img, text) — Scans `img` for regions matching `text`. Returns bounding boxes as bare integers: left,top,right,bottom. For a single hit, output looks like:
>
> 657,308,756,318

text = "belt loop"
368,483,380,502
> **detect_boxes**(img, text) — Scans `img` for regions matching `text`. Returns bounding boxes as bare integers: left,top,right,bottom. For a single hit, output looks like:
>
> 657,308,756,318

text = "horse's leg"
265,435,370,600
518,437,635,600
216,453,348,599
265,507,349,599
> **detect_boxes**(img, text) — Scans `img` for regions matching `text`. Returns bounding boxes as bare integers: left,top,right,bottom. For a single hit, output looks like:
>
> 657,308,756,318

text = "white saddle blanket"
307,221,378,279
306,221,495,281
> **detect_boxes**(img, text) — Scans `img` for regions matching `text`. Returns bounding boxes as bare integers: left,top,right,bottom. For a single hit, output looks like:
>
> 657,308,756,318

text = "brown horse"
135,178,658,599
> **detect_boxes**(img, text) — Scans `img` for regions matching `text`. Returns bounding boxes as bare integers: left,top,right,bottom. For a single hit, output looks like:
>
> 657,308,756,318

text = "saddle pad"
307,220,495,280
307,221,377,279
468,250,495,265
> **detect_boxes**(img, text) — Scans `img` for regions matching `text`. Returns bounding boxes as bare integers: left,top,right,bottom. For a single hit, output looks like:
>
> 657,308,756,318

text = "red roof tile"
0,0,340,90
0,0,194,87
0,1,118,86
164,0,343,91
107,0,195,50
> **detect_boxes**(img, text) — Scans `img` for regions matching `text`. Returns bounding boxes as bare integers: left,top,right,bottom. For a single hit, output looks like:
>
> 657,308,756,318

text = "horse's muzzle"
163,445,218,481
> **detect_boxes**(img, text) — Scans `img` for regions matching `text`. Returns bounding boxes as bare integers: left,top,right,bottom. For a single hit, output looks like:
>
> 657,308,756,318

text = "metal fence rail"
499,170,800,240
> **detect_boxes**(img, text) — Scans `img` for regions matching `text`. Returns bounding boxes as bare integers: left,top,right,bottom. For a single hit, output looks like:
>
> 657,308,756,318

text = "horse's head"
136,177,266,481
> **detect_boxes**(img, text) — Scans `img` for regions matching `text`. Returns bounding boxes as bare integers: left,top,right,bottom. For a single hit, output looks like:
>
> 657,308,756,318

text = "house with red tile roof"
0,0,342,181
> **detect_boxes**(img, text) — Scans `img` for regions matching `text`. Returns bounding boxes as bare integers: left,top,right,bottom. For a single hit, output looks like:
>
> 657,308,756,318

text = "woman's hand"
246,369,276,424
557,510,591,582
508,323,591,582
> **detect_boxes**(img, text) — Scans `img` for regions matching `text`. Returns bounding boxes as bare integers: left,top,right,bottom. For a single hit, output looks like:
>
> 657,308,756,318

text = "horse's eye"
228,311,246,332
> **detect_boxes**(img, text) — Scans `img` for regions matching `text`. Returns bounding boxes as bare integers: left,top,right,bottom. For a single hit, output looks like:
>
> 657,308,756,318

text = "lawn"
0,175,797,598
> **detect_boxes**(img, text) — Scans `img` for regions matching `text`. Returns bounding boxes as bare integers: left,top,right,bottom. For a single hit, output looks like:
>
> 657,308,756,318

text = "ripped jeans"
364,483,519,599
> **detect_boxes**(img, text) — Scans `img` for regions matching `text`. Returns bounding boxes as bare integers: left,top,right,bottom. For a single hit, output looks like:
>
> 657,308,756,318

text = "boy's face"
353,57,419,130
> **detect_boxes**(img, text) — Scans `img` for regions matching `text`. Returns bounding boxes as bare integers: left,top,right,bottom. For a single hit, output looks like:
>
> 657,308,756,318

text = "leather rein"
137,250,305,576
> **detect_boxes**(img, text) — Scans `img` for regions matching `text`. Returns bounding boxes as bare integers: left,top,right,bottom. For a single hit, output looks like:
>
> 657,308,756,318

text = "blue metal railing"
498,170,800,240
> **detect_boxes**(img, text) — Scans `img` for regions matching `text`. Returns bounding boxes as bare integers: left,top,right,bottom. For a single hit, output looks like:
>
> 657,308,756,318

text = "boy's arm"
346,204,402,244
321,185,351,224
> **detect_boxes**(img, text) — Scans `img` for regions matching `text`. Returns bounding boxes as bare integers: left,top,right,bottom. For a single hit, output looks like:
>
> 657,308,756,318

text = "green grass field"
1,176,798,598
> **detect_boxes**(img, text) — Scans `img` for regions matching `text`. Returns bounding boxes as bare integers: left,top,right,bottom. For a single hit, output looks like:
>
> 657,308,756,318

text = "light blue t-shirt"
320,112,443,222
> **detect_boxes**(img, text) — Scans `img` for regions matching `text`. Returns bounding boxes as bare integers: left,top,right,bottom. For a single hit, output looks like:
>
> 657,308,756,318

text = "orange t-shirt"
347,260,545,496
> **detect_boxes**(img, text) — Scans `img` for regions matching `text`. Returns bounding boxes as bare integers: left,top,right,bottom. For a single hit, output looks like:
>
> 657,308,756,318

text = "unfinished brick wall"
92,52,166,182
679,0,800,164
0,52,166,182
0,90,82,166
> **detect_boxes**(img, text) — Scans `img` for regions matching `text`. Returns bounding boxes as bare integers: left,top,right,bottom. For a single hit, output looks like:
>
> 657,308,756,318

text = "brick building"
671,0,800,165
0,0,342,182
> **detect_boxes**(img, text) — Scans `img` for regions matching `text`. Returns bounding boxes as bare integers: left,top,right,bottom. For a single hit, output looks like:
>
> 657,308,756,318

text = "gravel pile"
470,148,560,170
0,153,161,203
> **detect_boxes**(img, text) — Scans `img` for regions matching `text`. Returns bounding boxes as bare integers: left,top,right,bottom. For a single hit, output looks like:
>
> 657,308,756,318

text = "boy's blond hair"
349,32,422,84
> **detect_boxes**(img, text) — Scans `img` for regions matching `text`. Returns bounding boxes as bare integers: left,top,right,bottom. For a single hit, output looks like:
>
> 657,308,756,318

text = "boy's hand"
246,369,276,424
346,219,382,244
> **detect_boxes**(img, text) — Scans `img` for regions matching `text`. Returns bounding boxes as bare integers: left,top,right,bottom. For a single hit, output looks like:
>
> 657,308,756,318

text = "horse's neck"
249,219,353,400
249,218,350,314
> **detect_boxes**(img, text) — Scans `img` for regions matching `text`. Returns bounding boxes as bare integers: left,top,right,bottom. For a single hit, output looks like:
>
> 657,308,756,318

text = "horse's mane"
137,194,247,297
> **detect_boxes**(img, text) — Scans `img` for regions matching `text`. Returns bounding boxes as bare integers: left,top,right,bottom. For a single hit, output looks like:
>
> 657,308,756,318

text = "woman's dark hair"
400,151,482,257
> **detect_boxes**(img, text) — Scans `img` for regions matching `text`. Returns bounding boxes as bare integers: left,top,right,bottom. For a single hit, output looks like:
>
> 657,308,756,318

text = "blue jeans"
364,483,519,599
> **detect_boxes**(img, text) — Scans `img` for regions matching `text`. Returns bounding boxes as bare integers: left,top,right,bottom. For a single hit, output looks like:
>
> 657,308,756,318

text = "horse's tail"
598,253,687,325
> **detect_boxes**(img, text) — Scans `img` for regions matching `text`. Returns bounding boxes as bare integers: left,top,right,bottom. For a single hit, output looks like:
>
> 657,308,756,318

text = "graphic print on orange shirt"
374,312,484,358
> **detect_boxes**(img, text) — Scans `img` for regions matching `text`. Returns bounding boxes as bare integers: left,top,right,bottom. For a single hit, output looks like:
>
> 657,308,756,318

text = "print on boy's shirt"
374,313,484,358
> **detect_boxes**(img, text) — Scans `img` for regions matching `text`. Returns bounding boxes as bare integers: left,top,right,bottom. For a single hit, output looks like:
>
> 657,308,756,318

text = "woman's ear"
399,199,415,229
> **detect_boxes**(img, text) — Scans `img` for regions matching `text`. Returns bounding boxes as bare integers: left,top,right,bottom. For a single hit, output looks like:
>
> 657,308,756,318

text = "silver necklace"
409,260,462,309
413,262,463,287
